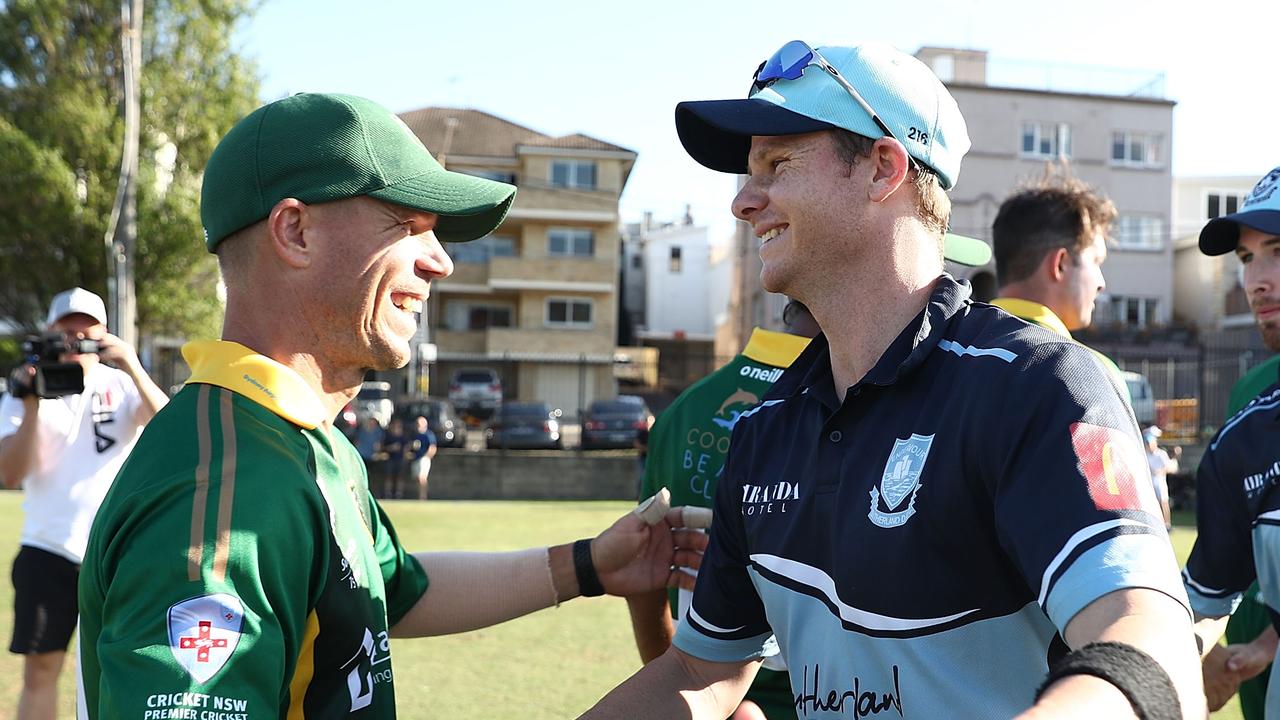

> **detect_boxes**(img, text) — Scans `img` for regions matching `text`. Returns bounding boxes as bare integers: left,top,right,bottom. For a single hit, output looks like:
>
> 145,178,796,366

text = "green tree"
0,0,260,339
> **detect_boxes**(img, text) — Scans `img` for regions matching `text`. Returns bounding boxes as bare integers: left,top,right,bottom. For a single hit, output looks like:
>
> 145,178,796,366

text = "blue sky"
237,0,1279,243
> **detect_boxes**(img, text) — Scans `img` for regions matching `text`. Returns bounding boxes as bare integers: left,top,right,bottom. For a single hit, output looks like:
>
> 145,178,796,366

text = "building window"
548,228,594,257
1106,296,1159,328
1020,122,1071,159
669,246,682,273
1207,191,1245,220
1110,131,1162,167
551,160,597,190
444,302,515,331
448,236,517,263
546,298,593,328
630,253,642,269
1113,215,1164,251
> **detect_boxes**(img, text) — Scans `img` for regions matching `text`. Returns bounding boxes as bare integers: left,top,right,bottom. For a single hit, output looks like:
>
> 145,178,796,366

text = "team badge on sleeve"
167,593,244,683
1069,422,1153,512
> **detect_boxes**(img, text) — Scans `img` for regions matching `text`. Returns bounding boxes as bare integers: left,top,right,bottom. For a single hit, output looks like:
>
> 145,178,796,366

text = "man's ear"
866,137,912,203
267,198,312,269
1045,247,1071,282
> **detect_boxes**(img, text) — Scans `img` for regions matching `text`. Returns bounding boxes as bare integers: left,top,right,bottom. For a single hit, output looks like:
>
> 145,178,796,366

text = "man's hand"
1224,628,1277,681
592,505,708,597
95,332,140,370
1202,643,1243,711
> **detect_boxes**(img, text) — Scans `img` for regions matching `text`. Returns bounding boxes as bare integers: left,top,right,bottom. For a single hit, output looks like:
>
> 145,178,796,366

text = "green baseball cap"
200,93,516,251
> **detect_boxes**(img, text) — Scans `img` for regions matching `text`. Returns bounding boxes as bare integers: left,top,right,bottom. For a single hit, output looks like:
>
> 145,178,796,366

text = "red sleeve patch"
1070,422,1154,512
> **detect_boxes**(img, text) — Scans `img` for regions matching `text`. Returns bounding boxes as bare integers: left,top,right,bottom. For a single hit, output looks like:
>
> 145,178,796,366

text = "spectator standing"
1143,425,1178,530
0,288,167,720
383,417,408,499
408,415,436,501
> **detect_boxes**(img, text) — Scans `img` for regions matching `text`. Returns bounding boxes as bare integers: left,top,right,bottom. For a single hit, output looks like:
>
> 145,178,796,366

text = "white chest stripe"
750,553,978,631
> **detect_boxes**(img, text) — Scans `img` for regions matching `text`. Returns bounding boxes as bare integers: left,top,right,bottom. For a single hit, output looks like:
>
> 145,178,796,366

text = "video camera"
7,333,100,398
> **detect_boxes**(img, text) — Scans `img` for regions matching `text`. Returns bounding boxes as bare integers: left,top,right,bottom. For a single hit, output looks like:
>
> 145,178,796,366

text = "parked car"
336,400,360,440
485,402,562,450
396,397,468,448
581,398,652,450
1122,370,1156,427
448,368,503,419
355,381,394,428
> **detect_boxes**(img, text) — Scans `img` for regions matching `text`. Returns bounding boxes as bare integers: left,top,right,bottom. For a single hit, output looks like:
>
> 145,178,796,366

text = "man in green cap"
77,93,707,718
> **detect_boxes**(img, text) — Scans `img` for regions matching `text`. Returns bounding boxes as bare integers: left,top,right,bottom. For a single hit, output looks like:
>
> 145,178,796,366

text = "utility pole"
105,0,142,345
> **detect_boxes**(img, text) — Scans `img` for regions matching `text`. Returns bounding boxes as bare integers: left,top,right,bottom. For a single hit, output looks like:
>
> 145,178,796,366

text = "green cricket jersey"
79,340,429,719
1229,354,1280,415
641,327,809,719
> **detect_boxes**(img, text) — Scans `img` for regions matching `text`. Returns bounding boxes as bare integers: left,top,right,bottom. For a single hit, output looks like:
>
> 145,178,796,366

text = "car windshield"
501,404,548,418
358,386,389,400
591,401,644,415
456,371,496,384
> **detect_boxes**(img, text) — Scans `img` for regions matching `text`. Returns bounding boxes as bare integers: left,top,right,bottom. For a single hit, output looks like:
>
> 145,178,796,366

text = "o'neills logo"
740,364,785,383
741,480,800,516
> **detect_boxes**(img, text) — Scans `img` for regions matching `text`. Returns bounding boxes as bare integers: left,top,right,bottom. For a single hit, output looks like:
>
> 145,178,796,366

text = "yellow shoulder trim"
991,298,1072,339
181,340,327,429
741,328,810,369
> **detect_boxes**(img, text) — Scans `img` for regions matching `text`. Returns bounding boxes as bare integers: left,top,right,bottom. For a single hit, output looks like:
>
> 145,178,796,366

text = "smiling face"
304,196,453,373
1237,226,1280,352
731,131,865,297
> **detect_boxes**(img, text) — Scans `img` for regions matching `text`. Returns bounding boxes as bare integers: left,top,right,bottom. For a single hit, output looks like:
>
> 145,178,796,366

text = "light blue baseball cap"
676,42,971,191
1200,166,1280,256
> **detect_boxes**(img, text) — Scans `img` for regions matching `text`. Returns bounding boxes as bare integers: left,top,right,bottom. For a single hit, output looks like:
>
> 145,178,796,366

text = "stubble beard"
1260,319,1280,353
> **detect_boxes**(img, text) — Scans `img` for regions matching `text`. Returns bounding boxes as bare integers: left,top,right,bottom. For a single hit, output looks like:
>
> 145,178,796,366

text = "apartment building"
916,47,1176,327
621,211,732,389
1172,176,1259,336
398,107,636,416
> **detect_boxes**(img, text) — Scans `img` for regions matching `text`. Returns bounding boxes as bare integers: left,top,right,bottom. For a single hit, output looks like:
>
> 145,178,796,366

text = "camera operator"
0,287,167,720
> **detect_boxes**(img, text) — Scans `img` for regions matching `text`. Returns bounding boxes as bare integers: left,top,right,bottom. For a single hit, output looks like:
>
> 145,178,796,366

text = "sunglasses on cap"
751,40,925,175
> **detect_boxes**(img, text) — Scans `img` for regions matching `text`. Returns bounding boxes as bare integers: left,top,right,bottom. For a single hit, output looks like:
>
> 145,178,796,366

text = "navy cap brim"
1200,209,1280,256
676,98,839,174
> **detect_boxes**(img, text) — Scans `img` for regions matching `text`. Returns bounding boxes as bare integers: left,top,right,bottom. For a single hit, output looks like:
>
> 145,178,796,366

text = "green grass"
0,496,1245,719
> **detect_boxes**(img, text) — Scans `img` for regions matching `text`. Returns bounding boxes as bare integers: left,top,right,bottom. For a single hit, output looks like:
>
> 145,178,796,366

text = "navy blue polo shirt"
673,275,1188,719
1183,382,1280,713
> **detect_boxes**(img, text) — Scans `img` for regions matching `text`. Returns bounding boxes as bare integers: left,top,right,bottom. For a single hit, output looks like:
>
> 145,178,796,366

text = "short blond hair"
830,129,951,237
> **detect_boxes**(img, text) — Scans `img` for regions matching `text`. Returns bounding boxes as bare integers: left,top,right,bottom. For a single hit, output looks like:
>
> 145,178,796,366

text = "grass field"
0,495,1247,719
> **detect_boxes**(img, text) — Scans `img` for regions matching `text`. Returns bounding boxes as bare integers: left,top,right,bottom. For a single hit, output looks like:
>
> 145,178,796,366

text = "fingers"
672,548,704,572
681,507,713,529
668,568,698,592
635,488,672,525
670,529,709,553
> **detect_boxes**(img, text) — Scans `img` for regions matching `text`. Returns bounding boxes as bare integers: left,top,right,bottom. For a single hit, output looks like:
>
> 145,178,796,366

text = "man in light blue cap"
584,41,1203,719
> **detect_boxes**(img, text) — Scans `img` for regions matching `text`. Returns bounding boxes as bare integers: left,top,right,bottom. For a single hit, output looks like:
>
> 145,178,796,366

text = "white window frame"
669,245,683,273
1204,189,1247,221
1110,130,1163,168
550,160,597,190
1020,122,1071,159
548,227,595,257
1113,215,1164,251
545,297,594,329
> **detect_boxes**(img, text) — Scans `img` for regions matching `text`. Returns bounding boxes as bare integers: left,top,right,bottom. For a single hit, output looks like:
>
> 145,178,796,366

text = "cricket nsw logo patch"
869,433,934,528
167,593,244,683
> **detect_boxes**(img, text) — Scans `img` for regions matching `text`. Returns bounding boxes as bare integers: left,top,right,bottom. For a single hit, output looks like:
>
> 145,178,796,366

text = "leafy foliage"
0,0,260,338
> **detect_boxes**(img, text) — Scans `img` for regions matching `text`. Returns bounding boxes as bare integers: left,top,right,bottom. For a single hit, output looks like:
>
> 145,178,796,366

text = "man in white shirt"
0,288,168,720
1144,425,1179,531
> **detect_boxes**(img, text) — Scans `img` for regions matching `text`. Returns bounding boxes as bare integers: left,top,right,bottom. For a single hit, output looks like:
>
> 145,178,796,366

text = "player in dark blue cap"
584,40,1203,719
1183,164,1280,718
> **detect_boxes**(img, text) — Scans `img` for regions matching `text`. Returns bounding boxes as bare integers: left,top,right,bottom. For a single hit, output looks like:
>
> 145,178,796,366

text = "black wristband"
573,538,605,597
1035,641,1180,720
